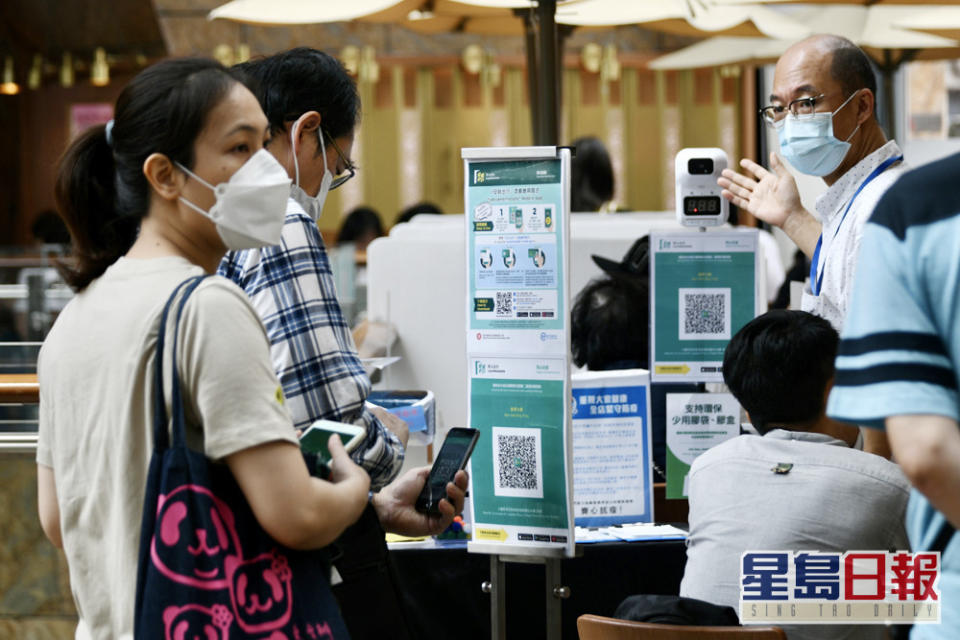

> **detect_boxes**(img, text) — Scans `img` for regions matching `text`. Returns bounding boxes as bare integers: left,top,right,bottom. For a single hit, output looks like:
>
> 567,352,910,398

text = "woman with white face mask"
36,58,371,639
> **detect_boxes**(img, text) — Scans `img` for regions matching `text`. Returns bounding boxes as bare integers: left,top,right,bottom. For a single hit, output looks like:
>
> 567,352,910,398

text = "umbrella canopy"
556,0,810,40
898,6,960,42
649,36,786,69
208,0,561,35
209,0,580,143
208,0,420,25
650,4,960,140
713,0,960,5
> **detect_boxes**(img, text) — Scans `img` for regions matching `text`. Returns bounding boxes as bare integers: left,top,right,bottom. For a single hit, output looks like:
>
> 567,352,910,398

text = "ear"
854,88,874,126
142,153,183,202
294,111,322,147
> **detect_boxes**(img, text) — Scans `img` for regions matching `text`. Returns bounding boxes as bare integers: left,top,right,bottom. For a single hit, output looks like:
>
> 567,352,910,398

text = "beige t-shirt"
37,256,297,640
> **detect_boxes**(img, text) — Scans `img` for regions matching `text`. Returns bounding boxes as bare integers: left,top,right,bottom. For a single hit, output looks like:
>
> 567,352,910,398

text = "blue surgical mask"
777,90,861,177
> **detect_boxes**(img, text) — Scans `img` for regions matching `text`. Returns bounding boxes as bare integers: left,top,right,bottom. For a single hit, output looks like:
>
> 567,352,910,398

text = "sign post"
462,146,574,639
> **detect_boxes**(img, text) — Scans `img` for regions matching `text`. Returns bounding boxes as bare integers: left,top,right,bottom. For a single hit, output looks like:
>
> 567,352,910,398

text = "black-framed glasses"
758,93,827,126
322,129,357,189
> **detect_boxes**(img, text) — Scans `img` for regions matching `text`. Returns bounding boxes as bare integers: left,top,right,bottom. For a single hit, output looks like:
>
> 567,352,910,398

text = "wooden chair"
577,614,787,640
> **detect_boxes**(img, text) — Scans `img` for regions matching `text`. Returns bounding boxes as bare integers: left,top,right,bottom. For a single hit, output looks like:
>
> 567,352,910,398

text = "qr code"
492,426,543,498
678,287,731,340
495,291,513,316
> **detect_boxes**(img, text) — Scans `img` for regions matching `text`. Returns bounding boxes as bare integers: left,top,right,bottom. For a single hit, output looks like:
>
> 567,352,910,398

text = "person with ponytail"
35,58,367,639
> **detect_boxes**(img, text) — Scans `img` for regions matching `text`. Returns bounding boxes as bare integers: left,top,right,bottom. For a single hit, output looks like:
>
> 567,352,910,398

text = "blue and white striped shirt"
828,151,960,640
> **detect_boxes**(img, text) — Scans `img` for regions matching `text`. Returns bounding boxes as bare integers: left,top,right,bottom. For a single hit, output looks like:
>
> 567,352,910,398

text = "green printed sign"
650,231,759,383
469,377,568,529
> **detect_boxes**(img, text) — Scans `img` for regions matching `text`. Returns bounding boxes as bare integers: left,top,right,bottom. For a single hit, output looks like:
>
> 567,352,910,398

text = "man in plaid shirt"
219,48,406,490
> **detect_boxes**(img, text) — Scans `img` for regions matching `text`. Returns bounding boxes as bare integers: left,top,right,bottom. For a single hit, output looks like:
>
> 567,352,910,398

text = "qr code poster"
678,288,731,340
649,229,759,383
492,426,544,499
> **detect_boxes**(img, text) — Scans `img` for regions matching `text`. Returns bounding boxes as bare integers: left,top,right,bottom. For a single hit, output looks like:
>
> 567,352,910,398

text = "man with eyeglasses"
218,47,422,640
220,47,407,486
720,35,905,332
719,35,905,458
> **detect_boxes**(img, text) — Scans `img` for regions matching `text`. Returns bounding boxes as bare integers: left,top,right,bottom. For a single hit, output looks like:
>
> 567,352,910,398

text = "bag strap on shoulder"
152,275,209,452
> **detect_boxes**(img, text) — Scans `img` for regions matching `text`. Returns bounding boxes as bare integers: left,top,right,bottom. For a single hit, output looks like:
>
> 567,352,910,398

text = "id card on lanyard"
809,155,903,296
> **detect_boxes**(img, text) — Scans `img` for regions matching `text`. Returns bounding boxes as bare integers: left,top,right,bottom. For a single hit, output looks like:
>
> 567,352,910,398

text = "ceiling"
0,0,167,71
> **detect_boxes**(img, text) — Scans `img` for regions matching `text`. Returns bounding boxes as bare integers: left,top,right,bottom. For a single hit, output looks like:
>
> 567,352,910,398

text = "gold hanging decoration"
60,52,74,87
235,44,250,64
27,54,43,90
91,47,109,87
1,56,20,95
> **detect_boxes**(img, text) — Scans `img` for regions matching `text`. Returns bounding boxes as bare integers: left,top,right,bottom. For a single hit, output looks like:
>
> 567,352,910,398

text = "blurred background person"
570,135,615,213
395,200,442,225
572,236,700,479
338,205,384,253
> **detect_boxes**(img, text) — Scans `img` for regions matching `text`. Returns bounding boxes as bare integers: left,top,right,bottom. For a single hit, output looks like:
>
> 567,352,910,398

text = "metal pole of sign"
484,554,571,640
536,0,559,146
520,9,541,146
545,557,570,638
483,555,507,640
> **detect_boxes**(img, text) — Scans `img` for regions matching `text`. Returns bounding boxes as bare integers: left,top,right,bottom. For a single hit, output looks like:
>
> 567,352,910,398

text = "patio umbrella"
650,4,960,139
209,0,581,144
898,6,960,42
556,0,810,40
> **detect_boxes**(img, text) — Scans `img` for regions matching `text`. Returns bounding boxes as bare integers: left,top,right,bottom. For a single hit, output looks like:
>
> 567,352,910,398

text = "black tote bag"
133,275,349,639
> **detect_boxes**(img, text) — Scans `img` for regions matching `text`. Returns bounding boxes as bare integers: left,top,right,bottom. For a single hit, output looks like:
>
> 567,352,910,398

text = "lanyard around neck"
809,154,903,297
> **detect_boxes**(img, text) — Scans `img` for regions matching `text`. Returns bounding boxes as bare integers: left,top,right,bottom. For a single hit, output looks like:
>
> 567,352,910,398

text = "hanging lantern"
1,56,20,95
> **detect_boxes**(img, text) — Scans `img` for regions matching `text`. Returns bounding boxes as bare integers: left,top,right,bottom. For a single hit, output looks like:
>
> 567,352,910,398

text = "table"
390,539,687,640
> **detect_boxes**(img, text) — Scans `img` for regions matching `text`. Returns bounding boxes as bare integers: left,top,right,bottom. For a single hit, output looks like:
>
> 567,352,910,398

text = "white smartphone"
298,419,366,462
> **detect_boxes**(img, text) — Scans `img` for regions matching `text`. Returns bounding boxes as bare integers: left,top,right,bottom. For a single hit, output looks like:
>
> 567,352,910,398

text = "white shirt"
801,141,906,330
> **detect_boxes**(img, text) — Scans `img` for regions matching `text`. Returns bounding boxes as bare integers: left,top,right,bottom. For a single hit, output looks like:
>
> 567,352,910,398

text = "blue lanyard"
809,155,903,296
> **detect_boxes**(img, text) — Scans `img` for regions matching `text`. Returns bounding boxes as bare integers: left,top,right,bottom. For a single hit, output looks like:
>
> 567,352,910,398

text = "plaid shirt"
219,198,403,489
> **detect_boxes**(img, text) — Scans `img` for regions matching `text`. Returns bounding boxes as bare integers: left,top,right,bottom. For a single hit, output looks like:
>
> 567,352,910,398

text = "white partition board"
367,213,685,472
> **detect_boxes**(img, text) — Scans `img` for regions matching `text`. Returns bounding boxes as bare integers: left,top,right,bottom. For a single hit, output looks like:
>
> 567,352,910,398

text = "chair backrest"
576,615,787,640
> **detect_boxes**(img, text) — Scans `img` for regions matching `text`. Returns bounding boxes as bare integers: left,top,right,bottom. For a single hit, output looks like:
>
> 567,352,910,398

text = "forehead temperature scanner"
675,148,729,231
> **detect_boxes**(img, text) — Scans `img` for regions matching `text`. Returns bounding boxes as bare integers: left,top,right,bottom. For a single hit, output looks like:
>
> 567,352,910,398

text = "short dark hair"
722,310,838,434
338,206,384,244
825,35,877,109
55,58,243,291
571,276,649,370
570,136,614,212
237,47,360,142
396,201,442,224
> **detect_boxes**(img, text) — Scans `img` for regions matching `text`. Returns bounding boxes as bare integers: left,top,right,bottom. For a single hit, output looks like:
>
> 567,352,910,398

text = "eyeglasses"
322,129,356,190
758,93,828,126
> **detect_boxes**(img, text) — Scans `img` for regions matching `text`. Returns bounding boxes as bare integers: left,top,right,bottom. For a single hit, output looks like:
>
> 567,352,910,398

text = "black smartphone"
415,427,480,515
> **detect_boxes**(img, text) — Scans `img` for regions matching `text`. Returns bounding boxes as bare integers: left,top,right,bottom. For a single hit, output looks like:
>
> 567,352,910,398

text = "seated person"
570,135,615,212
338,205,384,252
395,201,442,225
574,236,699,479
679,310,910,639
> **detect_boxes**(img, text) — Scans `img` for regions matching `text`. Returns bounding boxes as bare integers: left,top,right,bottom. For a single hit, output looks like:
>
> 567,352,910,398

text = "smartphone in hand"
415,427,480,515
299,419,366,464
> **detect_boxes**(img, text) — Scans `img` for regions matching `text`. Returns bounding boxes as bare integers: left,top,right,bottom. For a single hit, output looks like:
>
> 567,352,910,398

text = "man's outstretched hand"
372,466,468,537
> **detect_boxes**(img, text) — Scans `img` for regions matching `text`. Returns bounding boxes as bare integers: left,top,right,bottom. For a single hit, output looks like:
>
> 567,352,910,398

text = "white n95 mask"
177,148,292,250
